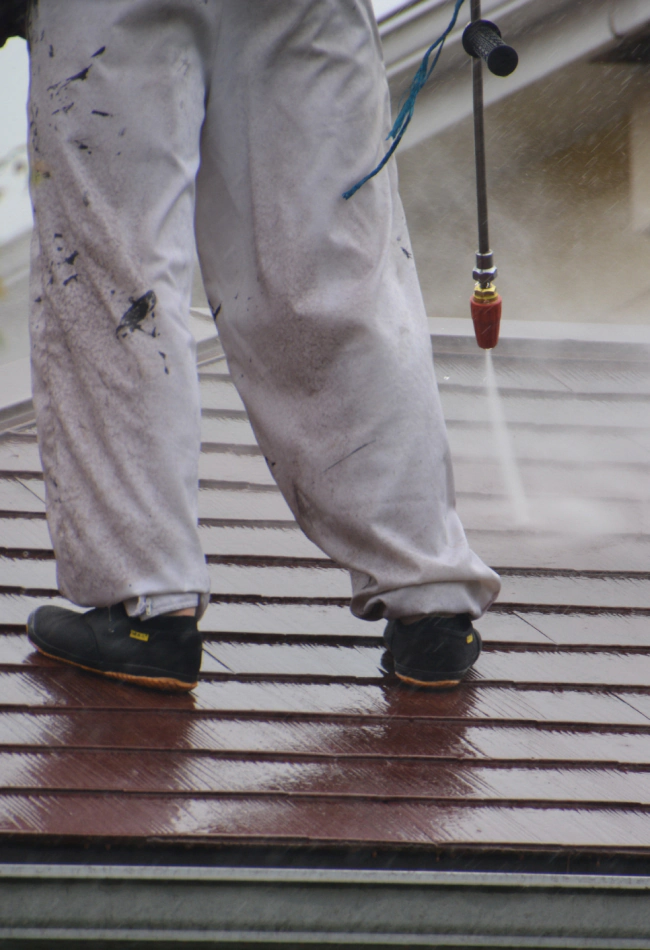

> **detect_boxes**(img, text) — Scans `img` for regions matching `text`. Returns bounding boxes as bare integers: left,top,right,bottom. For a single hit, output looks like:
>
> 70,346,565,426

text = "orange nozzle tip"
470,294,502,350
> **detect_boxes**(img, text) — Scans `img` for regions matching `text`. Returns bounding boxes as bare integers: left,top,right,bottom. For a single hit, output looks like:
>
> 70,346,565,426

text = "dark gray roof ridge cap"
2,864,650,890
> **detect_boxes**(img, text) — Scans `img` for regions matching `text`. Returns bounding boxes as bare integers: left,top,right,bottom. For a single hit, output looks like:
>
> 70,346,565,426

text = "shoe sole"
395,672,461,689
29,640,197,693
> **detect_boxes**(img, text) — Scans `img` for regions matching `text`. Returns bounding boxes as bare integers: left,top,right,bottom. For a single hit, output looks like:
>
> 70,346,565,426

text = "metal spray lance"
462,1,518,349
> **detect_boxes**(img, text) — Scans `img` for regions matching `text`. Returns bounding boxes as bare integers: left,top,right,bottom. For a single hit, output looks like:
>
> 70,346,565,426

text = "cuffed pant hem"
350,578,501,622
123,592,210,621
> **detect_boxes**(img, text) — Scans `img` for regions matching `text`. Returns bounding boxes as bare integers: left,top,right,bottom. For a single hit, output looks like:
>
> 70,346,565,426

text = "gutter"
1,865,650,947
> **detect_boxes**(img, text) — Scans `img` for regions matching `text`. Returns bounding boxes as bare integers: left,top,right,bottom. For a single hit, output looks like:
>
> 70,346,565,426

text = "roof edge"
0,334,223,434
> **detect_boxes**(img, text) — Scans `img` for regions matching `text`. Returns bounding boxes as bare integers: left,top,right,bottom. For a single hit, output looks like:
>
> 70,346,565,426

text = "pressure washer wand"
463,0,518,349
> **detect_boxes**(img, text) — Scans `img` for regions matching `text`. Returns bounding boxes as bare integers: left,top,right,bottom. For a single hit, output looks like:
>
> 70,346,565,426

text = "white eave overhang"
379,0,650,149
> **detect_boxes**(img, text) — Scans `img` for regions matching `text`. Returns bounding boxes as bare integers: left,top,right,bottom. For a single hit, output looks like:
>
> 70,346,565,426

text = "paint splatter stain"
64,251,79,265
62,274,78,286
158,351,169,375
115,290,157,340
48,65,91,94
401,247,412,259
52,102,75,116
323,439,376,473
66,66,90,83
92,47,106,58
91,110,111,117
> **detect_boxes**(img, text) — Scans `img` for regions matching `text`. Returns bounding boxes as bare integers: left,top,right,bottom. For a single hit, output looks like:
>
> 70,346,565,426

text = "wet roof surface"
1,332,650,859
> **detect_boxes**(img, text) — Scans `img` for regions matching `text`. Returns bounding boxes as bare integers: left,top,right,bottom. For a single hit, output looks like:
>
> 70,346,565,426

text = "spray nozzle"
471,279,502,350
469,249,501,349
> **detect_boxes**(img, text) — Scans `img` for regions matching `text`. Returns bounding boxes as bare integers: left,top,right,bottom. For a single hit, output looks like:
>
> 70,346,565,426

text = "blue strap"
343,0,467,200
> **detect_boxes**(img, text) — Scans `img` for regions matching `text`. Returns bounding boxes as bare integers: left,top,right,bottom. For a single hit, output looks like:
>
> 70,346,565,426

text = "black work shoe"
382,613,481,688
27,603,202,692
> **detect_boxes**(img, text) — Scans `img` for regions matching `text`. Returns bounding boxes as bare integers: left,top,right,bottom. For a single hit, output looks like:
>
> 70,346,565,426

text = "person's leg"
26,0,214,687
194,1,500,636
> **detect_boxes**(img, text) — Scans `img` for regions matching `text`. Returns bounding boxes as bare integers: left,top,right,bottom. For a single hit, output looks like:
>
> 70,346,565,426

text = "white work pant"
27,0,501,621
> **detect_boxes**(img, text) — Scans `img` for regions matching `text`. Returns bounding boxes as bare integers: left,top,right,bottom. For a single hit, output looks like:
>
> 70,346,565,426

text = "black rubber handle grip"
462,20,518,77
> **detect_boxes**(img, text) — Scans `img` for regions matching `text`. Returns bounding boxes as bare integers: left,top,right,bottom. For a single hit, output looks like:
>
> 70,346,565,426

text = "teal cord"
343,0,467,200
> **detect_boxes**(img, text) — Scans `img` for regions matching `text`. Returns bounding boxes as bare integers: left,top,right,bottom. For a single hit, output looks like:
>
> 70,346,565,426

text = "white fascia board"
380,0,650,150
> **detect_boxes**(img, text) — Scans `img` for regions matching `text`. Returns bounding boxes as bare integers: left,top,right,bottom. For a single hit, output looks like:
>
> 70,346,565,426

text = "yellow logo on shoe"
130,630,149,642
466,634,474,643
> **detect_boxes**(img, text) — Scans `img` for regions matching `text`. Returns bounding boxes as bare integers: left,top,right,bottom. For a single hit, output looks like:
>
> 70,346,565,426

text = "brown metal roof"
1,331,650,861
